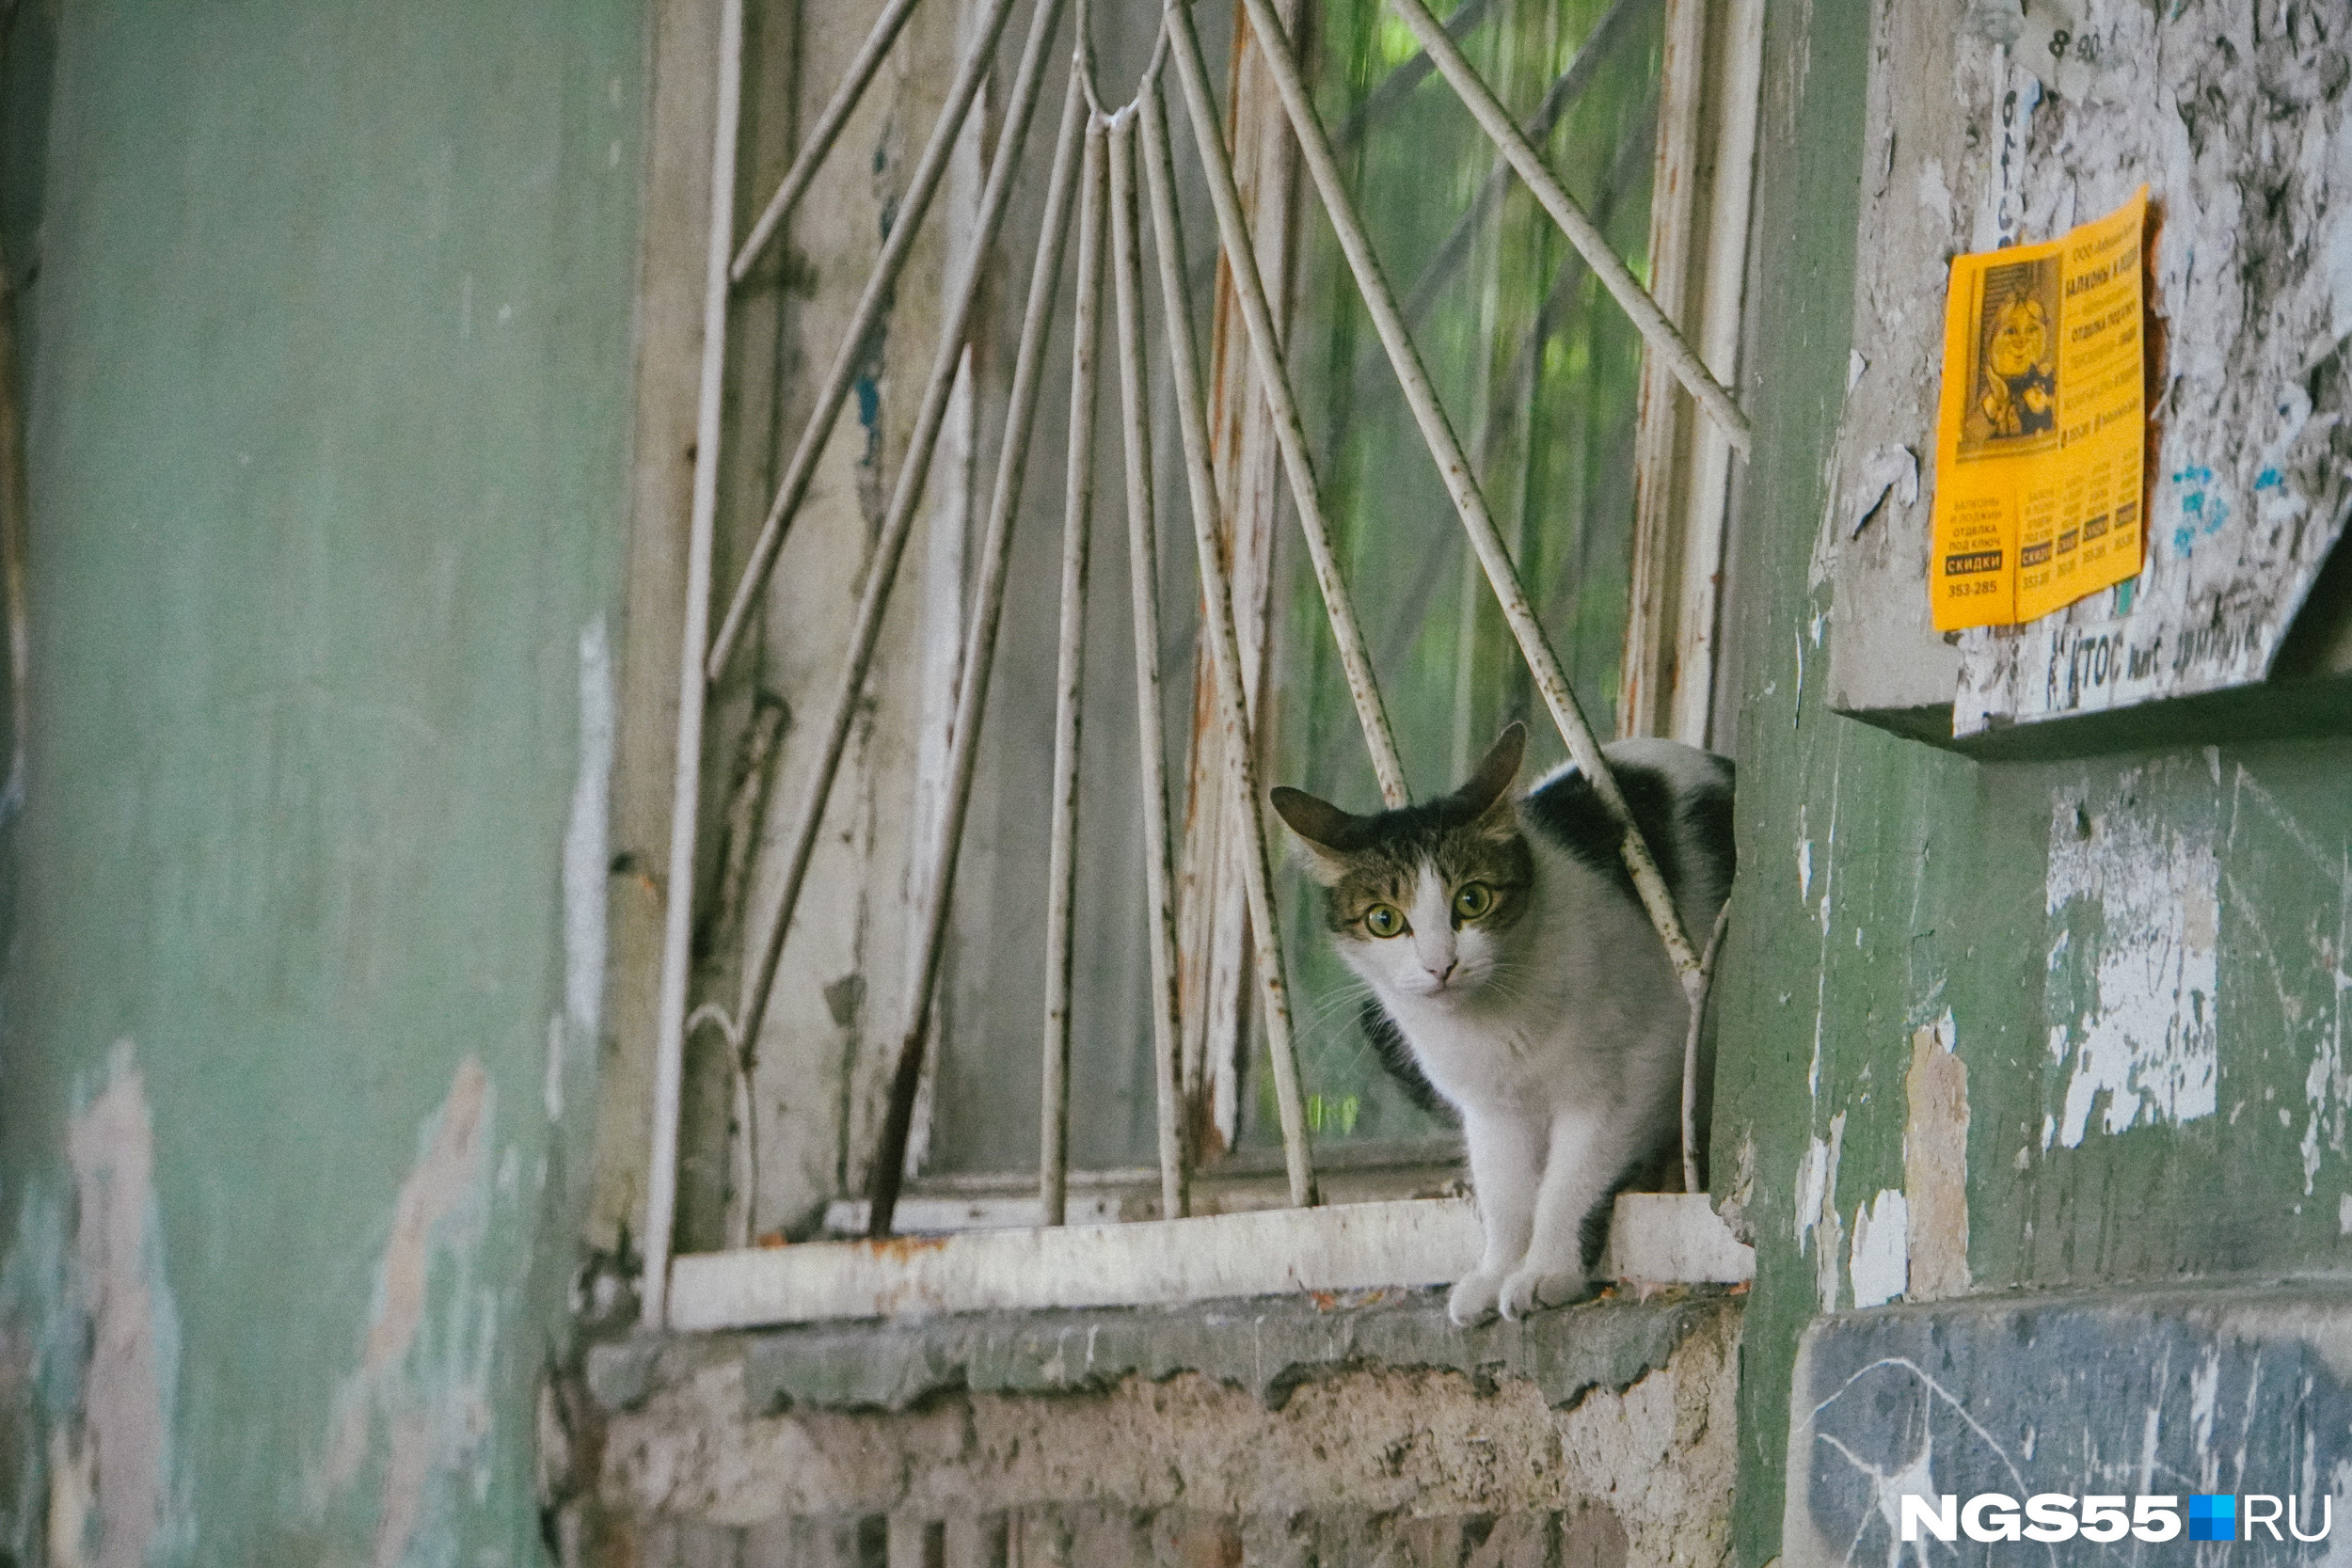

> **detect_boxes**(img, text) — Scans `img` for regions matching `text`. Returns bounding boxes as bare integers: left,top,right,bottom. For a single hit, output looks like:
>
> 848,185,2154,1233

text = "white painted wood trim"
1619,0,1766,747
644,0,746,1331
1664,0,1764,749
670,1197,1482,1328
1600,1193,1755,1286
667,1192,1755,1329
1617,0,1707,741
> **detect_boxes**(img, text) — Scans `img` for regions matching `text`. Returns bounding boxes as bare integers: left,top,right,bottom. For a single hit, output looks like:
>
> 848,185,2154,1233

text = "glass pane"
1250,0,1662,1150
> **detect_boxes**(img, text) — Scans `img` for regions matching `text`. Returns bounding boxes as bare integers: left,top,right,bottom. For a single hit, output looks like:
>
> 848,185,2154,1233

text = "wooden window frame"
618,0,1764,1332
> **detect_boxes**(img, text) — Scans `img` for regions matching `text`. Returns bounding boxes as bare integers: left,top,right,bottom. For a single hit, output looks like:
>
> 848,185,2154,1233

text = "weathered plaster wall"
563,1291,1742,1568
1830,0,2352,738
1720,2,2352,1561
0,0,647,1560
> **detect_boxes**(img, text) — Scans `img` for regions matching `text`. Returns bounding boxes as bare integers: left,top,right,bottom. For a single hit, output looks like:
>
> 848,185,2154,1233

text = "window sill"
662,1194,1753,1332
590,1271,1747,1418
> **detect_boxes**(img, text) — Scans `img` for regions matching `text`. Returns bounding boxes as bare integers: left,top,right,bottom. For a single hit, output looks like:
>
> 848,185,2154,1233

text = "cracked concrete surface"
582,1293,1740,1568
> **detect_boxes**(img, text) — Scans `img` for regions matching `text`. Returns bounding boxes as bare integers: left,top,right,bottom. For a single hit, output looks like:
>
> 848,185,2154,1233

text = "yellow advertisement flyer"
1929,188,2148,630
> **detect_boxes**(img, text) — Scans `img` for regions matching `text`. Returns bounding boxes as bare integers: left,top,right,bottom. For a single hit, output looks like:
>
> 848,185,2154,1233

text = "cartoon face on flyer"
1958,255,2061,458
1929,188,2147,631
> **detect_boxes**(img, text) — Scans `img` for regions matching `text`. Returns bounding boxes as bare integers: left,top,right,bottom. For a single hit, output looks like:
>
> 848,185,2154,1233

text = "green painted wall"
0,0,646,1561
1720,6,2352,1562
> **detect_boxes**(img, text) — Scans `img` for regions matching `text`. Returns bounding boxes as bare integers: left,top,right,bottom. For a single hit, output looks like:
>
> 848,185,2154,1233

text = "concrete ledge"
1784,1280,2352,1565
586,1289,1746,1563
590,1282,1743,1415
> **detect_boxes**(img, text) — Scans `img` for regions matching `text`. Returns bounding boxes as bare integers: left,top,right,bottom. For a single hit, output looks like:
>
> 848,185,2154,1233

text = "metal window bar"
1165,8,1411,814
1138,78,1314,1212
853,1,1081,1232
1375,87,1657,692
1215,0,1731,1186
1333,0,1501,147
1041,118,1106,1227
1106,108,1197,1225
642,0,1754,1327
733,0,1067,1237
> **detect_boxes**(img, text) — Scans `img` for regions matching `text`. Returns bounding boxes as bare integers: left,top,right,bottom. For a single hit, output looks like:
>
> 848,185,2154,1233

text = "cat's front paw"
1498,1263,1590,1320
1446,1270,1505,1326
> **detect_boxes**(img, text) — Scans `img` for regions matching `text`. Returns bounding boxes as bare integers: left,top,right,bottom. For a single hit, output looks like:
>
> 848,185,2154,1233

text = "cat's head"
1270,724,1534,1006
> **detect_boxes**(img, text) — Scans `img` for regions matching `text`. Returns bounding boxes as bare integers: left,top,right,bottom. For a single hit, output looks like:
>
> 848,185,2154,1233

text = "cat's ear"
1455,721,1527,829
1269,786,1359,886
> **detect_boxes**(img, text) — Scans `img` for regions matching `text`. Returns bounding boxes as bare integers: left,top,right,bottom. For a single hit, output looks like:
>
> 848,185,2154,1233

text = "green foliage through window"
1251,0,1664,1149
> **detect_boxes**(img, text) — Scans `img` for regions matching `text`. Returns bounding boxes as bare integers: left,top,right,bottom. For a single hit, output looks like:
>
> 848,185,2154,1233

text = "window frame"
623,0,1765,1332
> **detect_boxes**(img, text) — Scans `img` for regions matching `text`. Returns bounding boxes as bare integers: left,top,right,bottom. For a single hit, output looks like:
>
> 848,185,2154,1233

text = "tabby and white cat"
1271,722,1734,1325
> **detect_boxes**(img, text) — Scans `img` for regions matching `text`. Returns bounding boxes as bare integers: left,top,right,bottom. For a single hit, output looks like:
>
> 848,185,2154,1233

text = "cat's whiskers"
1295,974,1379,1037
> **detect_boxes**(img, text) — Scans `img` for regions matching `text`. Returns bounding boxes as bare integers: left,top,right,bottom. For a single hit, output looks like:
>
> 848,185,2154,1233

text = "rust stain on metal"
1903,1021,1970,1303
852,1233,952,1260
1179,0,1341,1162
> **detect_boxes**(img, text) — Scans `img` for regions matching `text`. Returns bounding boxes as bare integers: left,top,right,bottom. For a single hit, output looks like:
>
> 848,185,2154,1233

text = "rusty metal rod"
1139,82,1316,1210
644,0,745,1330
704,0,1022,680
857,73,1089,1239
1682,901,1730,1195
1107,108,1193,1225
1383,0,1752,453
1228,0,1708,1003
1041,121,1109,1228
730,0,925,283
731,0,1067,1117
1162,0,1408,808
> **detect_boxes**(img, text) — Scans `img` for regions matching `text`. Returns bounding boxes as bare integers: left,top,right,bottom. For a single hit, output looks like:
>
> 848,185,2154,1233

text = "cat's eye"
1452,882,1495,921
1363,904,1406,938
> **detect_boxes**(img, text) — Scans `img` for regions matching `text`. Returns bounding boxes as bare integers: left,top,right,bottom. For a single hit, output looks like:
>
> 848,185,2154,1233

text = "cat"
1270,721,1734,1325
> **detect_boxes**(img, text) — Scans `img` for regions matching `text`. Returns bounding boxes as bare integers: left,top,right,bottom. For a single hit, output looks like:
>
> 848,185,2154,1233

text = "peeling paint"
557,616,615,1126
1831,0,2352,733
1901,1016,1970,1303
2044,771,2219,1148
1848,1189,1908,1309
46,1427,94,1568
2229,762,2352,1196
0,1181,72,1561
1796,1112,1847,1314
1846,443,1917,539
319,1057,496,1567
60,1040,185,1568
2321,101,2352,353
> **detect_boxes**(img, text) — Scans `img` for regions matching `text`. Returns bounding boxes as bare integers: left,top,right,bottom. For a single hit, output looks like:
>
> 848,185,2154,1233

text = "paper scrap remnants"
1960,0,2025,47
1851,444,1919,537
1929,188,2148,630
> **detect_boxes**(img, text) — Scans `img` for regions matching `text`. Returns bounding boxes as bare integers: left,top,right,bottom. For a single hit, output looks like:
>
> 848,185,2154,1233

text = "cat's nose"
1426,959,1457,986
